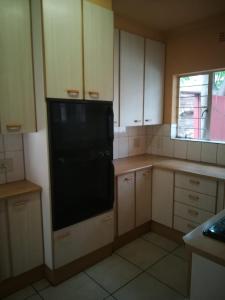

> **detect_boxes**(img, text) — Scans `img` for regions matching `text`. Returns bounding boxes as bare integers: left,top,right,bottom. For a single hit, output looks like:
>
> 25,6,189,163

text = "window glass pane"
209,70,225,142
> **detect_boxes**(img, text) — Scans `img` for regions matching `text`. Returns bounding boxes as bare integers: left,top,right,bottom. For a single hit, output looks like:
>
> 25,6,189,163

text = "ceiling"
113,0,225,31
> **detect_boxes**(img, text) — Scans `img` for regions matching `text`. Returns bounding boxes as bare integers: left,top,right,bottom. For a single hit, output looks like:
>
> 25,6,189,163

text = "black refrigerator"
47,100,114,231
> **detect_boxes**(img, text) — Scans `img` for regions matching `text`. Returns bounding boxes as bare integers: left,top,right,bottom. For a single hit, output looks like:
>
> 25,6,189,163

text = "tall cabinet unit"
144,39,165,125
0,0,36,134
120,31,144,126
42,0,83,99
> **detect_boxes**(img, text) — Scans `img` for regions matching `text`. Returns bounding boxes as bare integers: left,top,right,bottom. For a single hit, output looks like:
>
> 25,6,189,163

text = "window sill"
171,136,225,145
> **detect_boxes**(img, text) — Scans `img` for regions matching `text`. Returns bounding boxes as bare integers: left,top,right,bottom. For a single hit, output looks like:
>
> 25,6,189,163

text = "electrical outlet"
0,158,13,173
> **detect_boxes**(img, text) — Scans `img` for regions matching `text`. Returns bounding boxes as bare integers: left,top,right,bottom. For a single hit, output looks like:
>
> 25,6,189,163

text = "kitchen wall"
164,13,225,123
0,134,25,184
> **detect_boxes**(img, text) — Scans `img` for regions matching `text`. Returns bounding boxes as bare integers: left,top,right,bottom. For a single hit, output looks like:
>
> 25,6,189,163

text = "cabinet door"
120,31,144,126
113,29,119,126
42,0,83,99
144,39,165,125
117,173,135,235
0,0,36,134
0,201,11,281
152,168,174,227
83,0,113,101
7,193,43,276
136,169,152,226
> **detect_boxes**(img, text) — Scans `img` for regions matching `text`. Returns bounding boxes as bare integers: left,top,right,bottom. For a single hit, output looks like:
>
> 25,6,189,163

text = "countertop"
183,209,225,266
113,154,225,180
0,180,41,200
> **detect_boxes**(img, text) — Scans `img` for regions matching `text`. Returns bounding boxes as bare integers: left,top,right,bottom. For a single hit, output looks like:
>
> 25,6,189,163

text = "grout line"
84,271,112,296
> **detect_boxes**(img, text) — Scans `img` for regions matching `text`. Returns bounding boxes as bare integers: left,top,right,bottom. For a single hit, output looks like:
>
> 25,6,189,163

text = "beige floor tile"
142,232,179,252
3,286,36,300
147,254,188,296
173,246,190,261
116,238,167,269
113,273,184,300
32,278,50,291
86,254,141,293
40,272,108,300
27,295,42,300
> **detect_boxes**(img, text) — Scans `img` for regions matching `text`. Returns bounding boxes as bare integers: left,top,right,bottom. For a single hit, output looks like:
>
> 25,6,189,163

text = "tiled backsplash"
0,134,25,184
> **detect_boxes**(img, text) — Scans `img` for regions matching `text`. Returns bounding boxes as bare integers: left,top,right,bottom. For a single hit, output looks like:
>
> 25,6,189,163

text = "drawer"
174,216,198,234
174,187,216,213
175,173,217,196
174,202,214,224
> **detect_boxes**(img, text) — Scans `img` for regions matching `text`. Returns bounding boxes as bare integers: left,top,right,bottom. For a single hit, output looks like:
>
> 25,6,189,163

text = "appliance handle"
108,106,114,140
109,162,115,207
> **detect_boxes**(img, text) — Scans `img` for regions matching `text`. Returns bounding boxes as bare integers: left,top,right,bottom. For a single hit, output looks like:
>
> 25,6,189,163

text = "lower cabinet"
117,168,152,236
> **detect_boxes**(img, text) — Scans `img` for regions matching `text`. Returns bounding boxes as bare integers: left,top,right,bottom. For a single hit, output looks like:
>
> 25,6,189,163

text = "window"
176,69,225,142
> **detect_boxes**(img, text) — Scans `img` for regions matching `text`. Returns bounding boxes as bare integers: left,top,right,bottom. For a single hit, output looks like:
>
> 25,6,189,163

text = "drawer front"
174,202,214,224
174,216,198,234
174,187,216,213
175,173,217,196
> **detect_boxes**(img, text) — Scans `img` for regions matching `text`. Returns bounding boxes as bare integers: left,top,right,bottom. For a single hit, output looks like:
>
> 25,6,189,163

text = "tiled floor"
4,233,190,300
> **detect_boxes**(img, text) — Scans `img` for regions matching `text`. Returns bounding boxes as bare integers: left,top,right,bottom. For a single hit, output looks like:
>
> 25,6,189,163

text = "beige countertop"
113,154,225,180
0,180,41,200
183,209,225,266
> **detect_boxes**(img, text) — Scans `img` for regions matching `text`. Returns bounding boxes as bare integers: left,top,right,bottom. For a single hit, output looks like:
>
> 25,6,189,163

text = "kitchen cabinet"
113,29,119,126
42,0,83,100
7,192,43,276
136,169,152,226
120,31,144,127
42,0,113,101
0,201,11,281
117,173,135,235
144,39,165,125
0,0,36,134
152,168,174,227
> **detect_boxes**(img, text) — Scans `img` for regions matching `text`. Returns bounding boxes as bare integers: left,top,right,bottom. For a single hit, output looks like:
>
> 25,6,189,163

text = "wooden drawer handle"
187,223,196,230
6,124,21,132
188,194,199,201
13,201,26,207
189,179,200,185
66,89,79,97
56,232,71,240
188,209,199,216
88,91,99,98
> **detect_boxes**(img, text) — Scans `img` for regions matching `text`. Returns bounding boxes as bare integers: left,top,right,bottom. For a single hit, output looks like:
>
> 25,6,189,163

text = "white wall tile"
0,135,4,153
161,124,171,137
146,136,152,154
128,136,146,156
174,140,187,159
3,134,23,152
5,151,25,182
118,137,128,158
114,127,120,138
0,152,6,184
118,127,128,138
187,141,201,162
171,124,177,138
113,138,119,159
152,125,161,136
201,143,217,164
162,137,174,157
151,135,163,155
146,126,153,136
217,144,225,166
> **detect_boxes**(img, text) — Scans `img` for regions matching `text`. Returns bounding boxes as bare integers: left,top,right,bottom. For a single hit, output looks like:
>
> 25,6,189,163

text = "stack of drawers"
173,172,217,233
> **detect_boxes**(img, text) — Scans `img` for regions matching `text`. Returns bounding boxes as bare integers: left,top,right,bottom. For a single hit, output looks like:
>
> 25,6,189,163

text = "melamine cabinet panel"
113,29,119,126
144,39,165,125
42,0,83,99
83,0,113,101
120,31,144,126
0,0,36,133
136,169,151,226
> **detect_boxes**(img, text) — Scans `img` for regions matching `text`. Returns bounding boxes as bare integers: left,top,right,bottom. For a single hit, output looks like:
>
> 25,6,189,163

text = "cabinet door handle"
66,89,79,97
188,194,199,201
6,124,21,132
145,119,152,122
13,201,26,207
189,179,200,185
124,177,133,182
134,120,141,123
88,91,99,98
188,209,199,216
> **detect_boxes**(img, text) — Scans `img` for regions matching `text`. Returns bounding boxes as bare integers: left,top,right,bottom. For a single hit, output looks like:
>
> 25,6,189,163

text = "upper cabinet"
42,0,114,101
42,0,83,100
0,0,36,134
113,29,119,126
120,31,145,126
144,39,165,125
83,1,113,101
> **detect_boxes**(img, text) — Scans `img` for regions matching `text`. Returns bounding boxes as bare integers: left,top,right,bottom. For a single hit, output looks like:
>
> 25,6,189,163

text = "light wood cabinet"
0,0,36,134
0,201,11,281
83,0,113,101
136,169,152,226
42,0,83,100
144,39,165,125
117,173,135,235
120,31,144,127
152,168,174,227
7,193,43,276
113,29,119,126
